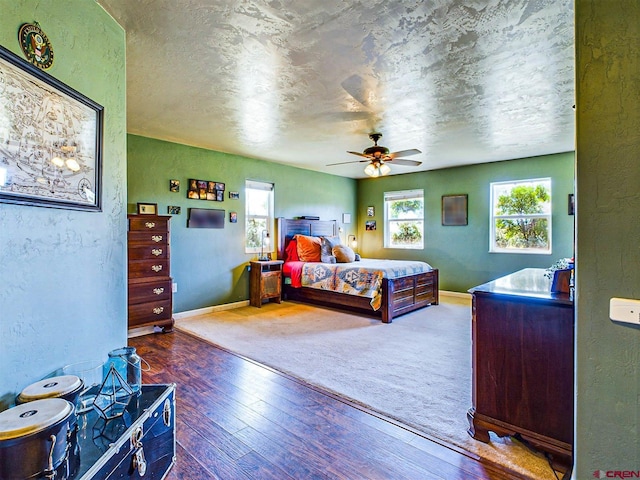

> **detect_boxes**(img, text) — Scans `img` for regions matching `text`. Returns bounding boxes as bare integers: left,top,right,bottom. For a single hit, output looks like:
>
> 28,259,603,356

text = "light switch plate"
609,298,640,325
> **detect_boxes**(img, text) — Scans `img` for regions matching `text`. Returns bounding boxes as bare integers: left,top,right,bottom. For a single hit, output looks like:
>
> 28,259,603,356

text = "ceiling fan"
328,133,422,177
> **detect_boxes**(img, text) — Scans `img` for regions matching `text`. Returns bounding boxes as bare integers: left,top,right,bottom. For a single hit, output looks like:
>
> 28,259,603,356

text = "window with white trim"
245,180,274,254
490,178,551,254
384,189,424,249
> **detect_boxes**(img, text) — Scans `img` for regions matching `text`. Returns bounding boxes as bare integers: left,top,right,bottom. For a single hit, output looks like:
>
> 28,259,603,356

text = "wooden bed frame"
277,217,439,323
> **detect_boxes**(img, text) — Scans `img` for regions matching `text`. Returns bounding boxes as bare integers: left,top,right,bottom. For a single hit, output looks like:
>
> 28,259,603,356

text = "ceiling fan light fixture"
364,163,378,177
364,161,391,177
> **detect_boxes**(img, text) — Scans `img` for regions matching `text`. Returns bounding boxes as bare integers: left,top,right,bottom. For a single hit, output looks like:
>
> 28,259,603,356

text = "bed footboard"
283,269,439,323
382,269,439,322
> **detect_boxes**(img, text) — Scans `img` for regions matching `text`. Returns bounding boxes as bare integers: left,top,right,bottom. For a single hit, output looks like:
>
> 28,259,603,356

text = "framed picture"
229,191,239,199
442,194,468,226
187,178,225,202
168,205,181,215
169,179,180,192
568,193,575,215
229,211,237,223
0,45,103,211
367,206,375,217
137,202,157,215
365,220,376,231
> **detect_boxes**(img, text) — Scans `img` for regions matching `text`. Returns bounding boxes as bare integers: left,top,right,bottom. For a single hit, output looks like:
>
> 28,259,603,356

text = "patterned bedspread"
300,259,433,311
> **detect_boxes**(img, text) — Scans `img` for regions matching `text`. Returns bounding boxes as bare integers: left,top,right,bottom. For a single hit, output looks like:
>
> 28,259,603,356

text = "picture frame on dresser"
0,45,104,211
137,202,157,215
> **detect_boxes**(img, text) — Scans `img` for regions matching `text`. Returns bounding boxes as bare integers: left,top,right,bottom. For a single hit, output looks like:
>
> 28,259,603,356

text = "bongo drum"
0,398,75,479
17,375,84,408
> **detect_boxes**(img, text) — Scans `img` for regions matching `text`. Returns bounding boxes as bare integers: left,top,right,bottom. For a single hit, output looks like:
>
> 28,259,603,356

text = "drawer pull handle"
163,398,172,427
151,265,163,273
153,307,164,315
151,248,163,256
153,288,164,295
151,235,163,243
144,222,156,229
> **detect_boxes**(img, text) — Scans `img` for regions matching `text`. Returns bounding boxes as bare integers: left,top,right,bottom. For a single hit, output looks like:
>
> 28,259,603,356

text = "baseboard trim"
439,290,472,306
135,292,468,334
174,300,250,321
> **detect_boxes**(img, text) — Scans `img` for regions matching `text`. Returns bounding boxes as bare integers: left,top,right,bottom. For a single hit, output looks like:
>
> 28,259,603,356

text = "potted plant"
545,257,574,293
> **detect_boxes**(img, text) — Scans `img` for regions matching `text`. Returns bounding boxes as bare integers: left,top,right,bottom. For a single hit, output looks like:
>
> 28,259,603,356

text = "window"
384,189,424,249
245,180,274,254
490,178,551,254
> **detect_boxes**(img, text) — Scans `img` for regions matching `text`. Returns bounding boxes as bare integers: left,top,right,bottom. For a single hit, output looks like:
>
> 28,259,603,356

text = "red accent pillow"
285,239,299,262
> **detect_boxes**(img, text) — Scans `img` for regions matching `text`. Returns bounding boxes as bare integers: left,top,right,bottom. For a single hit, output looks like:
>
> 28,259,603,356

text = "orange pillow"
295,234,322,262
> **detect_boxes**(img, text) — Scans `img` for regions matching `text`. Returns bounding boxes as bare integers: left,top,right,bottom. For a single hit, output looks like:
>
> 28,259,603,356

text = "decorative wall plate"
18,22,53,69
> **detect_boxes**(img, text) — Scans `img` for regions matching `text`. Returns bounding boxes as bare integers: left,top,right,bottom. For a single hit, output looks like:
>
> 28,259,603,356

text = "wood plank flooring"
129,330,532,479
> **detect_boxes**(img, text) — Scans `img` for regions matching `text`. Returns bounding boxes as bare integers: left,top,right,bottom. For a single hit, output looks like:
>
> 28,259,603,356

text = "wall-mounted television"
187,208,225,228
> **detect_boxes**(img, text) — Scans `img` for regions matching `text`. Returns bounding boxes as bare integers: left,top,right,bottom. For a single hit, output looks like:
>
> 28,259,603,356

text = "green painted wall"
0,0,127,407
127,134,357,312
356,152,575,292
575,1,640,476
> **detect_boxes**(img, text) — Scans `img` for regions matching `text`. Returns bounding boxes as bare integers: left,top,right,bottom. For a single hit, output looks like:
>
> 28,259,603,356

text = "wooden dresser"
127,214,174,331
467,268,574,471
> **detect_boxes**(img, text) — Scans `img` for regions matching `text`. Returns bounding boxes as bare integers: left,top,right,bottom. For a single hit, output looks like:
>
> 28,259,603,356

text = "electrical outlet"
172,282,178,293
609,298,640,325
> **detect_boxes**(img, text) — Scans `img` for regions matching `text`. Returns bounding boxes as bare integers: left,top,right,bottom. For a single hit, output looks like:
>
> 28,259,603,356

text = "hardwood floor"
129,330,531,479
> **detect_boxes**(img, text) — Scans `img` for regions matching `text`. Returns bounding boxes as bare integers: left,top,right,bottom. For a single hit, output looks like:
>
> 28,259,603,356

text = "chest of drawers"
127,215,174,331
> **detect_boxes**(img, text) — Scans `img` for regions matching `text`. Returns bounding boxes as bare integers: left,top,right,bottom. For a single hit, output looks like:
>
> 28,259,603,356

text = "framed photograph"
0,45,103,211
168,205,181,215
229,211,237,223
187,178,225,202
137,202,157,215
169,179,180,192
442,194,468,226
365,220,376,231
568,193,575,215
229,191,239,200
367,206,375,217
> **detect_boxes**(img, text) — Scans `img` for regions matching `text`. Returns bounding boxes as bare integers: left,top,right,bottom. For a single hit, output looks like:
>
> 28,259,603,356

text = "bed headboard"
277,217,337,260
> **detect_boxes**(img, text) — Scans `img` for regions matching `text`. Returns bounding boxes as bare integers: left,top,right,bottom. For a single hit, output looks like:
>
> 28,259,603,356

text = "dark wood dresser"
127,214,174,332
467,268,574,470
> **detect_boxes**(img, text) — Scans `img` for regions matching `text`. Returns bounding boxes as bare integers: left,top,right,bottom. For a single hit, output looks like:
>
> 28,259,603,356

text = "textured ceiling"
97,0,575,179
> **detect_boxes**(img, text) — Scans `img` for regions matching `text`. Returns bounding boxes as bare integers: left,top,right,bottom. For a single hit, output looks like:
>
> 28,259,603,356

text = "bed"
277,217,439,323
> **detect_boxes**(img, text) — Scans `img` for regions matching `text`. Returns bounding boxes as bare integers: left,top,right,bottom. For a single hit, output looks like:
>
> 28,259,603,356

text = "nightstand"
250,260,284,307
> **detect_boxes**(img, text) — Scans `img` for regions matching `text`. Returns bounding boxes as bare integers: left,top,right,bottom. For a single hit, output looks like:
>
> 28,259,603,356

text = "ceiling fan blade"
388,148,421,159
347,151,371,158
388,158,422,167
327,159,371,166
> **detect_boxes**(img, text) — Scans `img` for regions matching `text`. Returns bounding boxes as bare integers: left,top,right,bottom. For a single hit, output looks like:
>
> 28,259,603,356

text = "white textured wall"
0,1,127,408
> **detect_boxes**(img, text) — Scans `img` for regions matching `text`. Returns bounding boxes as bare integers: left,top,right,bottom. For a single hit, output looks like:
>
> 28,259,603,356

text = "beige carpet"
176,300,563,479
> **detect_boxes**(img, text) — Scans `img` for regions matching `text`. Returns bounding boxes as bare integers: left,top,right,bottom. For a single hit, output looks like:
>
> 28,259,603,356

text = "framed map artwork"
0,45,103,210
